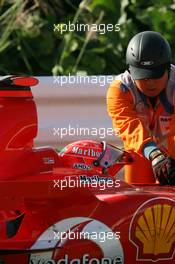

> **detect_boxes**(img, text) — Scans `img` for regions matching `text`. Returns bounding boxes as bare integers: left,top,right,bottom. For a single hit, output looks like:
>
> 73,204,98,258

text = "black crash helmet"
126,31,172,80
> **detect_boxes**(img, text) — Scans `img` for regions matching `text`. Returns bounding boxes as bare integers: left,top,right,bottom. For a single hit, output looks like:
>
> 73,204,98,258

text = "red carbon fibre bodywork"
0,77,174,264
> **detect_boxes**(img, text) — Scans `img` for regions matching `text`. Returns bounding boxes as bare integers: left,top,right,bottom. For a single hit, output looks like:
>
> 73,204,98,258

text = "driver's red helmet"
58,140,125,173
58,140,102,171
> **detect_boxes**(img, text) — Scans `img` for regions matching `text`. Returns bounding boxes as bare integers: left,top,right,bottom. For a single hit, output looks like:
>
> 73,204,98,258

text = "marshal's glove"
149,149,175,185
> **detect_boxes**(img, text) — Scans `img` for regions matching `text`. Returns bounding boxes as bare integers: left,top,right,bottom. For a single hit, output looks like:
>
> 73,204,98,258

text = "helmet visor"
129,64,167,80
98,142,124,169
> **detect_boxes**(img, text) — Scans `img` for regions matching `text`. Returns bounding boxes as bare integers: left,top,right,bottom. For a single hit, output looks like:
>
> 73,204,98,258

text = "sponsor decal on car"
79,174,113,183
129,197,175,262
72,147,102,157
29,254,123,263
73,163,91,170
29,217,124,263
43,157,55,164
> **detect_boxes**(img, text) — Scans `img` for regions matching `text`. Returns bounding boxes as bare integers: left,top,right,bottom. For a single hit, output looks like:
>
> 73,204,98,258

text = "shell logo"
129,197,175,262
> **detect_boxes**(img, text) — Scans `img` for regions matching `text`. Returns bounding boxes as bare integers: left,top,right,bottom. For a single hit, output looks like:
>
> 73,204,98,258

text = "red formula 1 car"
0,76,174,264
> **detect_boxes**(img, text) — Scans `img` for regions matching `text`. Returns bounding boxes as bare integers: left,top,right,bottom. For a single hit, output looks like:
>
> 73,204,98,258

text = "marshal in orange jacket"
107,66,175,183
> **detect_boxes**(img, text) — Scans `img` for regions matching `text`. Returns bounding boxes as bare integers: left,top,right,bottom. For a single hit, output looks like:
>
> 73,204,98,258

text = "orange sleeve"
106,80,154,153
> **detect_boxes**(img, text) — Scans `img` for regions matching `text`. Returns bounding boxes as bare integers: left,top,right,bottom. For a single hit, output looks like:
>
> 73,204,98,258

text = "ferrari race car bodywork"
0,76,174,264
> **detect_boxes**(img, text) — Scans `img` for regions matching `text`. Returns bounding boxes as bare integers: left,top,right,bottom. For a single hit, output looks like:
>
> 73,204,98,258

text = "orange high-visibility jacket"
107,65,175,159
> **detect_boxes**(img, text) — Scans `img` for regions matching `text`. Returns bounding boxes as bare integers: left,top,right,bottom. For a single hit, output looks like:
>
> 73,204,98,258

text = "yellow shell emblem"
129,198,175,261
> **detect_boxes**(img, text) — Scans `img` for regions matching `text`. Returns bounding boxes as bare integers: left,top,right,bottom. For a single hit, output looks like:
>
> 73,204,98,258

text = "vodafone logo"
30,217,124,263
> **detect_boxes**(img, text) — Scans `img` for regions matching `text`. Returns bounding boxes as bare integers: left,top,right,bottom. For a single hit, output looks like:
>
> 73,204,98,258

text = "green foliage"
0,0,174,75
